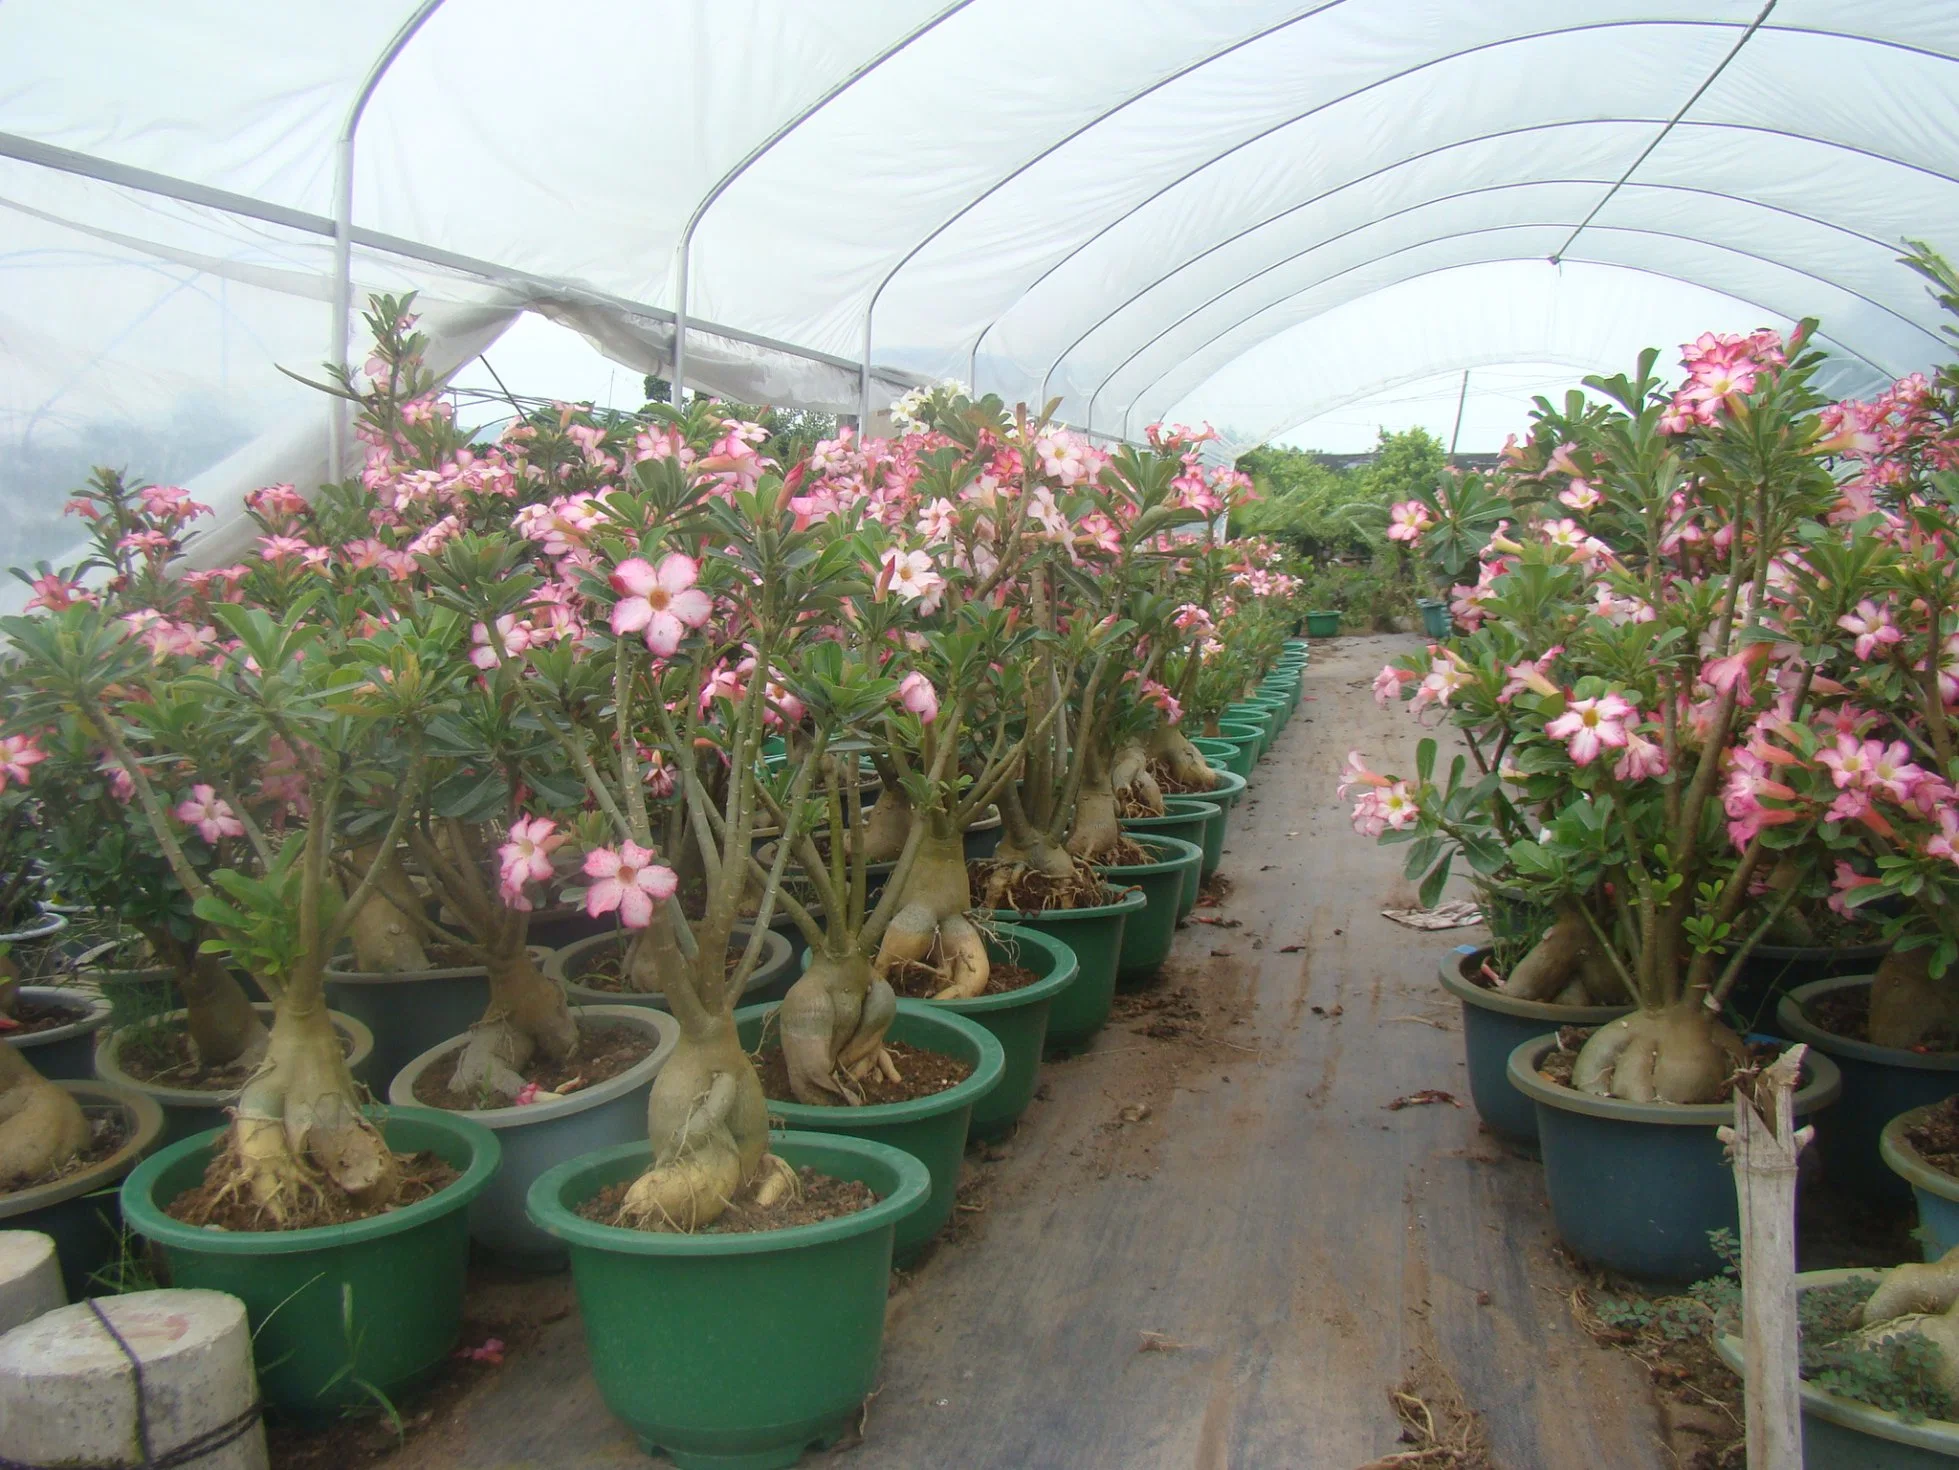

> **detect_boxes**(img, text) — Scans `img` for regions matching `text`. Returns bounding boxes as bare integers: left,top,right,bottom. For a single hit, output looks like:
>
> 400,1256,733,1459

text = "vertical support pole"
1719,1044,1811,1470
859,307,874,430
1448,368,1471,458
672,243,689,408
328,134,355,479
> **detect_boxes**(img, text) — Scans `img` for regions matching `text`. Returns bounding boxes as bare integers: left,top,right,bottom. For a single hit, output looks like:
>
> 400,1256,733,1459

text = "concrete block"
0,1231,64,1335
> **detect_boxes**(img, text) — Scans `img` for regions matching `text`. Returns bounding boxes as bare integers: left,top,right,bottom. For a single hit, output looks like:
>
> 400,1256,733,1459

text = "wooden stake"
1719,1043,1812,1470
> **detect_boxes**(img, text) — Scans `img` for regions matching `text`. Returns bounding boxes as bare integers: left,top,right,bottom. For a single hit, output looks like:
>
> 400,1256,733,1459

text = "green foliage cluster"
641,375,838,463
1801,1279,1955,1424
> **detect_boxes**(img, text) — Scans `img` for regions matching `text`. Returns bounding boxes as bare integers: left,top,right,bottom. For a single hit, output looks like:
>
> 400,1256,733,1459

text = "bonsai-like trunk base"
776,950,898,1105
874,825,989,1000
0,1043,89,1185
1501,909,1627,1007
618,1017,776,1231
1572,1001,1745,1104
1869,947,1959,1050
343,844,431,973
1146,724,1218,793
176,953,269,1070
450,946,579,1102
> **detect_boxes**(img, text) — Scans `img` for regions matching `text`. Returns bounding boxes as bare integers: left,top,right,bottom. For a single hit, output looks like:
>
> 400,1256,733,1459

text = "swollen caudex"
874,824,990,1000
617,1023,783,1231
778,950,900,1104
0,1045,88,1188
1146,723,1218,792
1572,1001,1745,1105
448,946,580,1101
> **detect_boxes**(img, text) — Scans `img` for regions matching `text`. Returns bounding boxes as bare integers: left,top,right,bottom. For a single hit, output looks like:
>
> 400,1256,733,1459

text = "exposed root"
752,1151,801,1209
1355,1359,1494,1469
777,951,897,1105
1111,740,1165,818
1870,946,1959,1050
621,1030,771,1232
1572,1002,1745,1104
450,948,579,1103
0,1045,90,1187
1501,908,1626,1006
873,828,990,998
1861,1243,1959,1324
974,848,1111,914
1146,724,1218,792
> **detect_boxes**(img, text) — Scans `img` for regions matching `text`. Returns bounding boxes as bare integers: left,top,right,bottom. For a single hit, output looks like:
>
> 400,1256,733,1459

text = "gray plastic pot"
1436,947,1631,1151
1509,1032,1841,1282
1882,1104,1959,1260
1717,1271,1959,1467
0,908,65,947
323,946,553,1098
546,925,795,1009
389,1004,680,1269
0,1080,165,1300
1777,975,1959,1202
3,986,114,1081
94,1004,376,1147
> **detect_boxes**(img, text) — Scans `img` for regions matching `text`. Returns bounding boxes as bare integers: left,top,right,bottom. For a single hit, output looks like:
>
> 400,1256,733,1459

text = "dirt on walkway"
370,635,1671,1470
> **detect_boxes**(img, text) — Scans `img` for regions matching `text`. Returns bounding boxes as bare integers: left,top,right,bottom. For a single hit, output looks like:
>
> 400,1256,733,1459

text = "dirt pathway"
379,635,1669,1470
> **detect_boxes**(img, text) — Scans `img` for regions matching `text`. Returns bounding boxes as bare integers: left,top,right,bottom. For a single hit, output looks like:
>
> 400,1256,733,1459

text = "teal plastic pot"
1508,1034,1841,1281
1121,799,1218,917
1882,1104,1959,1259
1244,693,1289,737
4,986,113,1080
1716,1273,1959,1467
1213,719,1265,768
735,999,1002,1262
1177,769,1247,879
1418,598,1453,638
324,958,492,1095
526,1131,928,1470
94,1004,376,1146
1304,611,1341,638
1097,836,1203,989
962,809,1004,861
1227,700,1280,745
926,924,1077,1141
1724,938,1888,1032
1436,948,1630,1151
988,885,1147,1056
1283,637,1310,655
120,1106,500,1414
549,925,796,1008
388,1005,681,1268
1777,976,1959,1202
1191,735,1253,782
0,1081,164,1300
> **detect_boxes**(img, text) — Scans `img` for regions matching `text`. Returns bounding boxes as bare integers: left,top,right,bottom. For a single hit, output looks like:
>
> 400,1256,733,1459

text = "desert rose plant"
1349,322,1852,1103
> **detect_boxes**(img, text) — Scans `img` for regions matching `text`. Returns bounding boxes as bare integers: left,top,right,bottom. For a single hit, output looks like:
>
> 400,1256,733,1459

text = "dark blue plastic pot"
1509,1033,1841,1282
1436,947,1630,1151
1722,939,1888,1032
1777,976,1959,1203
1882,1104,1959,1260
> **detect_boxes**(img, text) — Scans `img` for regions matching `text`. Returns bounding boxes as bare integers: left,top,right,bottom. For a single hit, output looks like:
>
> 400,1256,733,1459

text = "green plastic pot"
734,999,1002,1262
1213,719,1265,768
120,1106,500,1414
1244,693,1289,737
1227,699,1281,744
988,885,1147,1056
526,1131,929,1470
1096,835,1204,989
548,925,797,1008
1716,1272,1959,1467
1121,799,1218,918
1191,735,1252,782
1418,598,1453,638
1508,1034,1841,1281
1,1081,164,1301
1777,976,1959,1202
1176,769,1247,879
1882,1104,1959,1260
1305,611,1341,638
924,924,1077,1141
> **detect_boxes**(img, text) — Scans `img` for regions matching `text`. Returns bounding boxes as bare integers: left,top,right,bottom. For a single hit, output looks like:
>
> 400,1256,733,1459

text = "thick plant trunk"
1572,999,1745,1104
776,947,898,1105
1065,741,1123,862
618,1011,783,1231
0,1042,89,1187
219,975,400,1223
874,819,989,999
1869,947,1959,1050
1146,724,1217,791
1501,906,1625,1006
1111,739,1164,816
449,931,579,1101
151,930,267,1069
856,783,912,865
622,903,691,995
343,844,429,973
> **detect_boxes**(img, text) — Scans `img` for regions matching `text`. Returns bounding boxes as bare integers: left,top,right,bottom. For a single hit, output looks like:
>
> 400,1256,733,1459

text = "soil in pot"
411,1019,655,1111
1536,1024,1787,1101
1907,1097,1959,1180
576,1164,877,1234
570,944,747,996
886,957,1039,999
163,1147,460,1232
1809,984,1959,1053
969,853,1123,915
0,1107,126,1193
0,994,90,1036
754,1039,972,1106
114,1015,356,1092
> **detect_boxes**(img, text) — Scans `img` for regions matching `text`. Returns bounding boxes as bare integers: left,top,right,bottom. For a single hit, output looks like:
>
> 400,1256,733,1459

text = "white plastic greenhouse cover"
5,1,1959,582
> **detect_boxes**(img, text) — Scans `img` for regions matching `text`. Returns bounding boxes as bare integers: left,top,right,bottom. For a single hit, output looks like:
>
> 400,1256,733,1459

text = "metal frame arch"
856,0,1356,425
1034,118,1959,409
1116,243,1898,441
966,18,1959,392
670,0,978,407
328,0,450,472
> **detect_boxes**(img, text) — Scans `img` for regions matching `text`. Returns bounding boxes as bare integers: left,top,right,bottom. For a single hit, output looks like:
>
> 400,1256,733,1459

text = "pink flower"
1410,653,1473,713
1613,730,1669,782
896,671,939,724
498,816,565,908
610,553,712,656
1837,600,1902,662
582,842,678,928
471,614,534,670
1558,479,1602,511
1498,648,1562,704
0,736,46,791
1928,809,1959,868
877,548,946,611
1373,665,1415,707
1828,860,1882,916
1545,694,1637,766
1351,781,1419,837
1700,644,1770,704
1386,501,1432,543
23,572,91,612
174,784,244,843
96,752,134,801
1337,750,1391,798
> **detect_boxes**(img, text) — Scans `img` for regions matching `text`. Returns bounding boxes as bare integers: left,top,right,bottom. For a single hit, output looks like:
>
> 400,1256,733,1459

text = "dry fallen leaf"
1384,1090,1463,1111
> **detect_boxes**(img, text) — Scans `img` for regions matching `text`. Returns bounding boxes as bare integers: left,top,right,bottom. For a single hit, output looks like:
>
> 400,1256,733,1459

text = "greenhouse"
6,2,1959,1466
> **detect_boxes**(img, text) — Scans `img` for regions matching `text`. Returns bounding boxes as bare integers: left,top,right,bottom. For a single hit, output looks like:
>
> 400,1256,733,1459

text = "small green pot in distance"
1191,735,1253,782
1213,719,1265,767
527,1131,929,1470
1120,799,1218,918
1304,611,1341,638
1095,834,1204,990
734,999,1003,1262
1175,768,1247,879
988,885,1147,1056
926,923,1077,1141
119,1106,500,1414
